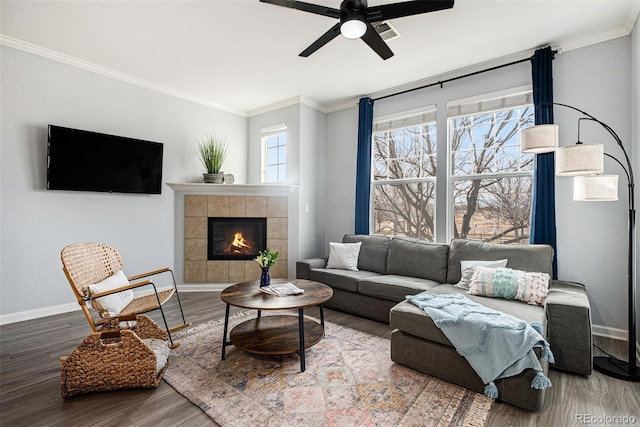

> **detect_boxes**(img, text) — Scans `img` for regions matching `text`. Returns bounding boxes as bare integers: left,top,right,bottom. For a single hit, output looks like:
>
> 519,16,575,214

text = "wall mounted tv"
47,125,164,194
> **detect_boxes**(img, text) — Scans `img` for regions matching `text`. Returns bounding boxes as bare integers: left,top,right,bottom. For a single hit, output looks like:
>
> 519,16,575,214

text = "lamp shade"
341,18,367,39
573,174,618,201
520,124,558,153
556,143,604,176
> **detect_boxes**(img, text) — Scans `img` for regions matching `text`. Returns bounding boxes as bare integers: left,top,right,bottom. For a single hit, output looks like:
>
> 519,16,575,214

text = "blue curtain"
355,97,374,234
530,46,558,278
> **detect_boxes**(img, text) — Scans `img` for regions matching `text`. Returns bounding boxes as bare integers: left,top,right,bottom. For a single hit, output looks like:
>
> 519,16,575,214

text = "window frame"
370,107,438,241
260,124,287,184
446,91,535,244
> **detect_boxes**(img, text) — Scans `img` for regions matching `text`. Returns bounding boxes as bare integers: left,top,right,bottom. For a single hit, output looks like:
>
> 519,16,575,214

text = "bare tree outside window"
450,105,534,244
372,122,436,240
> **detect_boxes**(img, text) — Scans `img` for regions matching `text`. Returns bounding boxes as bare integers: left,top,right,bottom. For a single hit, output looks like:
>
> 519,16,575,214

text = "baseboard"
0,284,230,325
591,324,640,365
0,302,79,325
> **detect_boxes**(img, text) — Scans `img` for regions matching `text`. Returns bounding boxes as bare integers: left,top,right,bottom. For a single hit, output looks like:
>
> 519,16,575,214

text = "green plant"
255,248,279,268
198,135,228,174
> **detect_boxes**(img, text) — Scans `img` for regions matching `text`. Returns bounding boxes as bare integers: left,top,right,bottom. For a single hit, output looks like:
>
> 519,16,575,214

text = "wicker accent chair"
61,242,191,346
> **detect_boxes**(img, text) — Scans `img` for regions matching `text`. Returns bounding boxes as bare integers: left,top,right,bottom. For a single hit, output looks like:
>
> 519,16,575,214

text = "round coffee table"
220,278,333,372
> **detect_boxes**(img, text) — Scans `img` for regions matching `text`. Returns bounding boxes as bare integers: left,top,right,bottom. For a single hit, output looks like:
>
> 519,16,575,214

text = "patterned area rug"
164,311,492,427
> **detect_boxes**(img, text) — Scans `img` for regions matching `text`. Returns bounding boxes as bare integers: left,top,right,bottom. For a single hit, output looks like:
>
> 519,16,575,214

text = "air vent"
373,21,401,41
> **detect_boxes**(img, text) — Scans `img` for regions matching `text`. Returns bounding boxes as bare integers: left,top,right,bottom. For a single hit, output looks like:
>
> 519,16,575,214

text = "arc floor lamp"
520,102,638,382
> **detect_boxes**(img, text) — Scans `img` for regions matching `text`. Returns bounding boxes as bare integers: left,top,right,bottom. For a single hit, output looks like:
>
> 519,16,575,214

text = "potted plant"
198,135,228,183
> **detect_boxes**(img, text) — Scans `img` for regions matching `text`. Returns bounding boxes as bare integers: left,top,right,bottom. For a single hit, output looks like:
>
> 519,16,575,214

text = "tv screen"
47,125,164,194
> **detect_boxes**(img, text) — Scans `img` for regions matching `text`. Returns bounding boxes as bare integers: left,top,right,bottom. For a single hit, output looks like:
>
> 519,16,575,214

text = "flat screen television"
47,125,164,194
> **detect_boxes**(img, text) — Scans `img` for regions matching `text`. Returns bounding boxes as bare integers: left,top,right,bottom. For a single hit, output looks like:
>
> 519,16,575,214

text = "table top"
220,278,333,310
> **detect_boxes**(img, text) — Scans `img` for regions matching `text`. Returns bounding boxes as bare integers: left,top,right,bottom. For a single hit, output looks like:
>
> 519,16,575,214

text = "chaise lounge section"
296,234,592,411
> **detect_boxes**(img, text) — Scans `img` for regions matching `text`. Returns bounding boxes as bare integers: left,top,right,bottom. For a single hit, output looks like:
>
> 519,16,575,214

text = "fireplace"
207,217,267,260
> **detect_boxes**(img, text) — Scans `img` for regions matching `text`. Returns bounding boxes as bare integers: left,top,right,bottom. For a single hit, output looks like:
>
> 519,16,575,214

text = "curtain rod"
373,53,545,102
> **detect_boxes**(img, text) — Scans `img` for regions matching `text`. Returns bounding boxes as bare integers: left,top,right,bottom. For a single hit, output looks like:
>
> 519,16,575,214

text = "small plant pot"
203,173,224,184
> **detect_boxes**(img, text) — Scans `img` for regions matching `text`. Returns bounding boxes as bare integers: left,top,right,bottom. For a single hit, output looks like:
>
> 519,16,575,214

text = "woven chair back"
61,243,123,298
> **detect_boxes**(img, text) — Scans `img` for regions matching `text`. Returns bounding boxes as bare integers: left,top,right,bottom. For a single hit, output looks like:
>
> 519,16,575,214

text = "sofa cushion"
326,242,362,271
446,239,554,284
342,234,391,274
468,266,550,306
309,268,380,293
386,237,449,283
359,275,441,303
390,284,546,347
455,259,508,290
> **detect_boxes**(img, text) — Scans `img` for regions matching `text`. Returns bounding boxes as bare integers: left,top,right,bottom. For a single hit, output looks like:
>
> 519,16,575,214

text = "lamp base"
593,356,640,382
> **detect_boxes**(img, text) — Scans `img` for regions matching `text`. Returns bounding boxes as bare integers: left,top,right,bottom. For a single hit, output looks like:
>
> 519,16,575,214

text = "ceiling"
1,0,639,116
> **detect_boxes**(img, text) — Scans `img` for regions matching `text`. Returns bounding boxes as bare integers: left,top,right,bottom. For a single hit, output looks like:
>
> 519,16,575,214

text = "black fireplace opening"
207,217,267,260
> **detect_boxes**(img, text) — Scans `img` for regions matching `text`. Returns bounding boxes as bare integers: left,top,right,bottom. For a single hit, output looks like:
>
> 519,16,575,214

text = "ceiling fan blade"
361,22,394,60
259,0,341,19
366,0,454,22
299,22,342,57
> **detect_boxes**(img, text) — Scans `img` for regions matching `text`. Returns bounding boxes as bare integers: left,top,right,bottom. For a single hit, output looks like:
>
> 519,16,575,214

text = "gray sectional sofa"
296,234,592,412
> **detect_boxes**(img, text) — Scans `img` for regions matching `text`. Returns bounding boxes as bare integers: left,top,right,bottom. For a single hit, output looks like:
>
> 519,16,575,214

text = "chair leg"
169,269,188,326
151,287,174,346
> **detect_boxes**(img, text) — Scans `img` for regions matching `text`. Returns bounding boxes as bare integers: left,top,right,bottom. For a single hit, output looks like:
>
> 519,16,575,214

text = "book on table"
259,282,305,297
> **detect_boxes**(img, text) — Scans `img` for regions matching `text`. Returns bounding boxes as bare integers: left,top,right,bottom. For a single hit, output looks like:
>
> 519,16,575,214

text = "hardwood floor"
1,292,639,426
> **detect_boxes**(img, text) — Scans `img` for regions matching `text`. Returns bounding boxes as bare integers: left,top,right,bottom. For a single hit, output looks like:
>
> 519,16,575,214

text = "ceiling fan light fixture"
340,16,367,39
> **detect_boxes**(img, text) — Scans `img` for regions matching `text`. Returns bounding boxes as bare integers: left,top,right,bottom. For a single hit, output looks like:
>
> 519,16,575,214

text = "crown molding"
0,34,248,118
247,95,328,117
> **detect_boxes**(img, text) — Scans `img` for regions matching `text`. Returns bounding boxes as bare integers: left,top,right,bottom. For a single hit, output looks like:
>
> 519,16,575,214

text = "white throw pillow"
455,259,508,290
88,270,134,318
326,242,362,271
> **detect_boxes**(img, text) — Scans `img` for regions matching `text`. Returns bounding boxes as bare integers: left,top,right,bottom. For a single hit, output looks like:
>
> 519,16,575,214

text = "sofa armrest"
296,257,328,279
545,280,592,375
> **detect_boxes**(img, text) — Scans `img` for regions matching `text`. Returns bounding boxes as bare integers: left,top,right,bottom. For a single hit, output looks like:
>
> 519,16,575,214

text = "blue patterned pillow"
468,266,550,306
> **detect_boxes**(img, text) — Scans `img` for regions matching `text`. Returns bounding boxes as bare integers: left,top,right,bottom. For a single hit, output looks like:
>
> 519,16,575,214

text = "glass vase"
259,267,271,287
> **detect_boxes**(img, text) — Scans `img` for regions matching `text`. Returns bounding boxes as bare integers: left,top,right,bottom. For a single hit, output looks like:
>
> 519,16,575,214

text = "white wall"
324,37,635,333
554,37,632,333
0,46,247,319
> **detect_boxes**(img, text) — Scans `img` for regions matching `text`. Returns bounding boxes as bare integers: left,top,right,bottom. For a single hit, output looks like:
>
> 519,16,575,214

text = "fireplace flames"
223,232,252,255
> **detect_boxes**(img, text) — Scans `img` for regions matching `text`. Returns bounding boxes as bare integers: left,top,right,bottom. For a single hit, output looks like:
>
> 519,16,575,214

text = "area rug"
164,311,492,427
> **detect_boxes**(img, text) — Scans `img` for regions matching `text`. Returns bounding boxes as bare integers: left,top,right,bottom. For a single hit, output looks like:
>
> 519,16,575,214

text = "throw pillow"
455,259,508,290
468,266,551,306
326,242,362,271
88,270,134,318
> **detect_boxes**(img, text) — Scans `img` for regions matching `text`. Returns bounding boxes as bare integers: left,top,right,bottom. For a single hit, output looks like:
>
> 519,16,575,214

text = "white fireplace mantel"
167,183,298,196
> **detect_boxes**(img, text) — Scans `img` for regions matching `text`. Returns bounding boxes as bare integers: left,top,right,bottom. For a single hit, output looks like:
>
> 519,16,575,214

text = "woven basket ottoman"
60,314,170,398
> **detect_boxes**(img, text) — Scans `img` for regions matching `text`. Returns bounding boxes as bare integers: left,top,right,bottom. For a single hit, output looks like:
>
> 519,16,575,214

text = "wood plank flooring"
1,292,639,426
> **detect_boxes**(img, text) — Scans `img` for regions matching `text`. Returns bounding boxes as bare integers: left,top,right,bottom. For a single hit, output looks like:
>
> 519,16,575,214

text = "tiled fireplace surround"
183,194,289,283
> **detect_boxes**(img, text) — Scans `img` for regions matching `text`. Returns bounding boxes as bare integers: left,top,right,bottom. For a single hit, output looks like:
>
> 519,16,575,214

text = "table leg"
298,307,305,372
257,309,261,318
319,304,325,328
221,303,230,360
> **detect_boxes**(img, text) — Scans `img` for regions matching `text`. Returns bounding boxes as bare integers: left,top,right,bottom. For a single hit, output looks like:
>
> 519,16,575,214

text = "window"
261,125,286,183
371,109,437,240
448,91,534,244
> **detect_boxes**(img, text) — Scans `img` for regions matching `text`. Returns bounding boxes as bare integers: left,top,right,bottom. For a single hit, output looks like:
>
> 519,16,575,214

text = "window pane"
278,145,286,163
450,106,534,177
278,164,286,182
373,181,435,241
267,147,278,165
372,120,436,181
452,177,532,244
267,165,278,182
267,136,279,149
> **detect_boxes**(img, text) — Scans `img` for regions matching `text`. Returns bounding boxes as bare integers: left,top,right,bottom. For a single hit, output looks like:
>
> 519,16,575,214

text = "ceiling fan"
259,0,454,60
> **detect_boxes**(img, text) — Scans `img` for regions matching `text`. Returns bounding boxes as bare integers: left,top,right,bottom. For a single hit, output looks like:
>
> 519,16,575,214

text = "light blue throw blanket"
406,293,554,398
